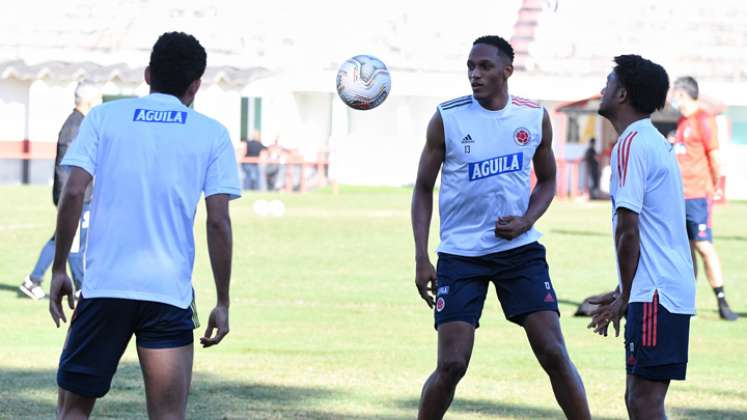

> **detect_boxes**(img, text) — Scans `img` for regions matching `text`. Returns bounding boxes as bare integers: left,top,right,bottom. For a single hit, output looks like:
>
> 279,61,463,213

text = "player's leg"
57,388,96,420
493,242,590,419
625,292,690,419
137,344,194,420
689,198,737,320
20,235,56,299
68,204,89,291
135,299,198,420
626,374,669,420
418,321,475,420
57,297,136,419
523,311,590,420
418,253,490,420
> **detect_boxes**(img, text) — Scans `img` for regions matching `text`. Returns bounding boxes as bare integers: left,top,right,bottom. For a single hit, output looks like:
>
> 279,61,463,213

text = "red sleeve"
696,112,719,152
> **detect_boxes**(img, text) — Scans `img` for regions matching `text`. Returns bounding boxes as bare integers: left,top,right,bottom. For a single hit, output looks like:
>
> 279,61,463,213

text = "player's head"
670,76,699,112
145,32,207,106
589,137,596,146
468,36,514,100
598,55,669,119
74,81,102,112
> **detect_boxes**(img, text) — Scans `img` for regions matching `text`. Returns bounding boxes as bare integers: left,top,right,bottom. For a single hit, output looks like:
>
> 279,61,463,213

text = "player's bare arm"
495,108,556,239
589,208,640,337
49,167,92,327
201,194,233,348
411,110,445,308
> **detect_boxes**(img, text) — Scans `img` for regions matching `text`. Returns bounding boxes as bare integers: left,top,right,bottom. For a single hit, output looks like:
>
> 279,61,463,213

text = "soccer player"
589,55,696,420
412,35,591,420
19,82,101,300
670,76,737,321
48,32,241,419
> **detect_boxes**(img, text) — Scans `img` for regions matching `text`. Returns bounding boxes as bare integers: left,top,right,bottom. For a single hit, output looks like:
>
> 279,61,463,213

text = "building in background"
1,0,746,198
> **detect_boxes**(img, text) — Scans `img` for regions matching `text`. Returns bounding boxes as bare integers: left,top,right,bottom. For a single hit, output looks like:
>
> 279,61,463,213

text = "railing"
0,140,332,193
236,156,332,193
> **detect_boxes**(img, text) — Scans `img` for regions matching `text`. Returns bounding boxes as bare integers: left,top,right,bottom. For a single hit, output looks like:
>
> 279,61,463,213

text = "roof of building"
0,59,271,86
512,0,747,83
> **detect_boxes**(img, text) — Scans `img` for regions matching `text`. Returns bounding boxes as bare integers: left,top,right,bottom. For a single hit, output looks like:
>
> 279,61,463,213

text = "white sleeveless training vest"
437,94,544,256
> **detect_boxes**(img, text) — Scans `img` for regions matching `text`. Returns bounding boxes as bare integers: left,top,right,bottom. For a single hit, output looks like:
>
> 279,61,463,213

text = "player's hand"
586,290,617,306
49,269,75,328
200,305,230,348
415,259,437,309
588,293,628,337
494,216,531,240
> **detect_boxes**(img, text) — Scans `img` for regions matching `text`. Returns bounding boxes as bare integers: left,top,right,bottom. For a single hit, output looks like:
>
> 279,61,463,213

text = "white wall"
333,95,440,186
193,82,242,143
0,78,30,140
28,79,77,142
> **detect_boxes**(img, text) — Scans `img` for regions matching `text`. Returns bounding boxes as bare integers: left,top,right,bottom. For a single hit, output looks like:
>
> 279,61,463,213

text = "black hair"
473,35,514,62
613,55,669,114
149,32,207,97
674,76,699,100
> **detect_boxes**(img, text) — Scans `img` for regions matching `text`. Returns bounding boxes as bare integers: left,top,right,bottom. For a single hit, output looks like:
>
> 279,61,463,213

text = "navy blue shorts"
625,292,690,381
57,296,198,398
685,198,712,242
434,242,560,329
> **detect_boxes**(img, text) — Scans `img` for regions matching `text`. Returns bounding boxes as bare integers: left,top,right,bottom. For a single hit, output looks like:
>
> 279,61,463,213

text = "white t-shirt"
437,95,544,256
610,118,696,314
62,93,241,308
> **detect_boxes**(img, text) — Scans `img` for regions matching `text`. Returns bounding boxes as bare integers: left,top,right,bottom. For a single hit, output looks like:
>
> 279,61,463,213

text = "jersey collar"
619,117,651,141
146,93,185,106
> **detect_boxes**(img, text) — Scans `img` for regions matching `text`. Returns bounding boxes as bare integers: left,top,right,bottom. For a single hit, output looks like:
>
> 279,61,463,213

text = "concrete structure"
1,0,746,198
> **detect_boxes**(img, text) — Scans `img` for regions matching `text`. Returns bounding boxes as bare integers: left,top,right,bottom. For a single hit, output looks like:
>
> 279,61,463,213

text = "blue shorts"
625,292,690,381
434,242,560,329
57,296,198,398
685,198,712,242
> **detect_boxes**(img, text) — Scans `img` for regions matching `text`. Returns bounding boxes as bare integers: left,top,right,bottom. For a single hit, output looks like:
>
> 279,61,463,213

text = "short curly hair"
613,55,669,114
473,35,515,63
148,32,207,97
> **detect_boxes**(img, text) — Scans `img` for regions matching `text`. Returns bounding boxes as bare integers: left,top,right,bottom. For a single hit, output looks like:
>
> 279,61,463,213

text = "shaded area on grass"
0,364,402,420
395,396,624,420
671,407,747,420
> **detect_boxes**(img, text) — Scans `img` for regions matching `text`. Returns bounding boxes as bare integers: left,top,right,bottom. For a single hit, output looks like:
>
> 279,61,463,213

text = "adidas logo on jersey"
133,109,188,124
468,152,523,181
461,134,474,144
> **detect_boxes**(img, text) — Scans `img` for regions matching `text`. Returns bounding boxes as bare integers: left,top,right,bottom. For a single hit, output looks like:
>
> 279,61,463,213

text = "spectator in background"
263,136,287,191
19,81,101,300
241,130,266,190
670,76,738,321
584,137,600,197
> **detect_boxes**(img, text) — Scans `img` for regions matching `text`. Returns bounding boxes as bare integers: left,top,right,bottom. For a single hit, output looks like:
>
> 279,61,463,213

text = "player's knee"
628,385,664,418
535,342,569,374
436,359,468,385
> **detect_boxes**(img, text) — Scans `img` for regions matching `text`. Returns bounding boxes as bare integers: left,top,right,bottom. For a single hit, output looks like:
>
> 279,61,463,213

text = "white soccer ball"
336,55,391,110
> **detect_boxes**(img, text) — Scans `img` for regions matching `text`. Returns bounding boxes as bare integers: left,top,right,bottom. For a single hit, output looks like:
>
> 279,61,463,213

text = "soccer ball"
336,55,391,110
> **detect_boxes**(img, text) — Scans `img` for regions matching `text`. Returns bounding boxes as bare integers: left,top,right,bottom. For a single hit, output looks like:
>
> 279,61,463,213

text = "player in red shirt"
670,76,738,321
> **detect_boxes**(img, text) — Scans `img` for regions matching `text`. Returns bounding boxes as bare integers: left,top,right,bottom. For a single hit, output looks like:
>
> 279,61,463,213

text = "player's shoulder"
510,95,541,110
185,108,229,137
438,95,472,112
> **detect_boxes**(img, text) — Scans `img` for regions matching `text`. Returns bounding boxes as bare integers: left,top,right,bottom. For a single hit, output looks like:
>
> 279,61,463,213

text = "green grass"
1,186,746,419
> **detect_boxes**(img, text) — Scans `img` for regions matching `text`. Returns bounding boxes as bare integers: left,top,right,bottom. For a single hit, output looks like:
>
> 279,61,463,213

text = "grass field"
1,185,746,419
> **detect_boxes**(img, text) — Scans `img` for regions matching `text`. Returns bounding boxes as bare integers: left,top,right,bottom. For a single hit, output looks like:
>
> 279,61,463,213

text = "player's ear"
617,86,628,105
187,79,201,96
144,66,151,85
503,62,514,79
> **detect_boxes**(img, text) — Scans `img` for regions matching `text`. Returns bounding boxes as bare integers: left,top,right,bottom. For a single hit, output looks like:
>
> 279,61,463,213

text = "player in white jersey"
589,55,696,420
412,35,591,420
48,32,241,419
